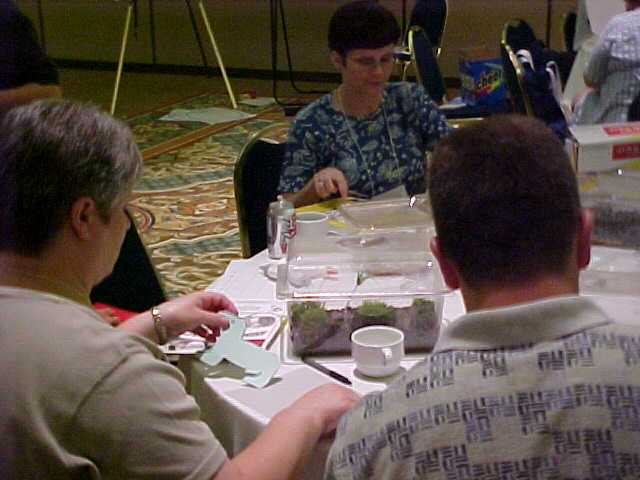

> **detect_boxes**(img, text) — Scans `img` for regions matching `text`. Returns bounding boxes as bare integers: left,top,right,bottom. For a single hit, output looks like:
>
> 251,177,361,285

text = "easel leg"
111,3,134,115
149,0,157,64
197,0,238,109
186,0,209,69
37,0,47,53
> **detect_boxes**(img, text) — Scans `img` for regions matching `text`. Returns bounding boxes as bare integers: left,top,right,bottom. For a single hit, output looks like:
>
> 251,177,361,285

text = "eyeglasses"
349,54,395,70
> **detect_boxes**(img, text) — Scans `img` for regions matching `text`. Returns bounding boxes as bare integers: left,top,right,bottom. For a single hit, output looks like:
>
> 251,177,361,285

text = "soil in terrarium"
592,203,640,248
290,299,440,355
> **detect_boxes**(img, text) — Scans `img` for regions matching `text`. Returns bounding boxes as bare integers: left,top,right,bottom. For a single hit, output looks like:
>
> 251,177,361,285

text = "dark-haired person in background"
324,116,640,479
279,0,451,207
0,0,61,113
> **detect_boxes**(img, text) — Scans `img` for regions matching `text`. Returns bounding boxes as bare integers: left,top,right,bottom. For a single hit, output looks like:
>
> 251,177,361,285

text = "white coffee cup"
351,326,405,377
295,211,328,240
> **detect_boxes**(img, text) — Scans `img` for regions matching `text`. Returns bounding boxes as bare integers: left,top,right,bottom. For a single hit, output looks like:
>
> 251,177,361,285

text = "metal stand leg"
197,0,237,109
36,0,47,53
149,0,157,64
111,3,134,115
185,0,209,69
546,0,553,46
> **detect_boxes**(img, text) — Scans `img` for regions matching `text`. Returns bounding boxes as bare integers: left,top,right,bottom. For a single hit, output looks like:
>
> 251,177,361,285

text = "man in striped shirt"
575,0,640,124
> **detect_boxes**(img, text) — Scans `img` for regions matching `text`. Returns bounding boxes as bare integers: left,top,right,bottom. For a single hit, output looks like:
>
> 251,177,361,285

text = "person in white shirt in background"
574,0,640,124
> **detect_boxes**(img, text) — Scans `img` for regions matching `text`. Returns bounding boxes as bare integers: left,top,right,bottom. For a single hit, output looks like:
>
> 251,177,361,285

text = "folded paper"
200,311,280,388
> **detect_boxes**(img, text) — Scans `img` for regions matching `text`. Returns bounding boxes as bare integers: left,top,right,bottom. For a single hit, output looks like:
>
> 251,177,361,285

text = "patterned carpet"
125,92,291,298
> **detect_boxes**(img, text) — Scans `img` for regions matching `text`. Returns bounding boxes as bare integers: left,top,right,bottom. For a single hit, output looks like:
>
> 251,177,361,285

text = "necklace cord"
336,87,402,197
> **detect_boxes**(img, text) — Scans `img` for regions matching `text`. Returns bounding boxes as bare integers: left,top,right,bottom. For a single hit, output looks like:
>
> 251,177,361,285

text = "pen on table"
263,317,286,351
302,357,352,386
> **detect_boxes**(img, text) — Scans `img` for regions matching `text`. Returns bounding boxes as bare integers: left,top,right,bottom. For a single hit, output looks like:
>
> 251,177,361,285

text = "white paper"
207,259,277,303
159,107,255,125
238,97,276,107
200,313,281,389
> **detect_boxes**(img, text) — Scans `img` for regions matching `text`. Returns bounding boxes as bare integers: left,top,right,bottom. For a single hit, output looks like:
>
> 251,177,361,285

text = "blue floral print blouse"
278,82,452,198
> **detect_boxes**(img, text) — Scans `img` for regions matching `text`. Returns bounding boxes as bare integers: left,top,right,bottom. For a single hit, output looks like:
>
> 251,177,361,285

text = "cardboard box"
459,46,506,107
569,122,640,172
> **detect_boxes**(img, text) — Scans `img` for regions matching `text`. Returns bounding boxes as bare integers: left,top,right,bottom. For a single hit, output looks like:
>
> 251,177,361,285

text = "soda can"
267,195,296,259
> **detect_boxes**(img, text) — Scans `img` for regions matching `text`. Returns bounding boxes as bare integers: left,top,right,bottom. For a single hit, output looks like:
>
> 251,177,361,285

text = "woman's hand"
158,292,238,340
311,167,349,200
118,291,238,343
283,167,349,207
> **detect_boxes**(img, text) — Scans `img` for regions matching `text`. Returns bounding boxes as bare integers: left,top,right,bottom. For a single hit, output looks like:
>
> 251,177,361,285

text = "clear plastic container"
338,195,433,231
581,246,640,296
280,200,447,356
579,169,640,249
283,227,435,281
279,239,447,355
287,292,444,355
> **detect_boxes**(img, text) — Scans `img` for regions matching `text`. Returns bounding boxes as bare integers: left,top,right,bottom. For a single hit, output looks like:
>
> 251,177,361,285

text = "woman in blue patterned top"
278,0,452,207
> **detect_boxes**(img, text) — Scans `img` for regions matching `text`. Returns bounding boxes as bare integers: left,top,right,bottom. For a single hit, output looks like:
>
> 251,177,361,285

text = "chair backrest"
234,123,288,258
501,20,535,116
90,210,166,312
407,0,448,58
409,26,446,104
630,92,640,122
503,18,539,52
563,11,577,52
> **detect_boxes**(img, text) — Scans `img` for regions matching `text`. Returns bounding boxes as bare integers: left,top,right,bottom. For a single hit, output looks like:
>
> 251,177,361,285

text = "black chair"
503,18,539,54
630,93,640,122
407,0,447,58
396,0,447,81
234,123,288,258
409,26,446,104
502,17,575,85
91,211,166,312
501,20,535,116
563,11,577,53
500,20,569,139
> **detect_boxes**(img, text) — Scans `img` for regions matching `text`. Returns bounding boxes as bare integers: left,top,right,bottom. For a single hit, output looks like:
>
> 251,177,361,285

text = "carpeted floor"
126,92,291,298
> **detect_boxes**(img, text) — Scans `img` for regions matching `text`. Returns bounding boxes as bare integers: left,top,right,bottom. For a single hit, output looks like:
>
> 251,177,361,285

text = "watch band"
151,306,168,345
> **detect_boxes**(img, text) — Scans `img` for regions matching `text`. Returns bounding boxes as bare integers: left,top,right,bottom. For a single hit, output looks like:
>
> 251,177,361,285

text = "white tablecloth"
191,245,640,479
189,355,431,478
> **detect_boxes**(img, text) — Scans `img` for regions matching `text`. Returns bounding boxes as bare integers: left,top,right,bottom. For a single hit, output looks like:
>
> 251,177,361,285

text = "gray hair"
0,99,143,255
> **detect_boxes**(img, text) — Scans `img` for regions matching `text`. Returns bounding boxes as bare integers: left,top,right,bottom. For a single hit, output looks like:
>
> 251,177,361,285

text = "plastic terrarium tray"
579,169,640,249
338,195,433,231
286,292,444,356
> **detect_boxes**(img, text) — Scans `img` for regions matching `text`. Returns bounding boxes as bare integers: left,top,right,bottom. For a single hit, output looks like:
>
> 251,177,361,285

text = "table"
190,245,640,479
187,247,464,478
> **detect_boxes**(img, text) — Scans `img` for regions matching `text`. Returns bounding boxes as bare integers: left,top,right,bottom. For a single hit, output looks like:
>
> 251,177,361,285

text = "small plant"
289,298,441,355
356,301,395,319
353,301,395,326
290,302,330,336
412,298,435,318
290,301,340,354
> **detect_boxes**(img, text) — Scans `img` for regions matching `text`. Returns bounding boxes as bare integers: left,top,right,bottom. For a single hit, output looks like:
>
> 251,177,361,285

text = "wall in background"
18,0,576,80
